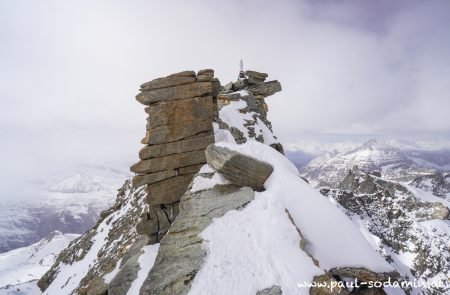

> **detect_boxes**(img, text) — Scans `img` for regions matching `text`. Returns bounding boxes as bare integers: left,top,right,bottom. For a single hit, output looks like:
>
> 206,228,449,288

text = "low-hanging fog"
1,0,449,200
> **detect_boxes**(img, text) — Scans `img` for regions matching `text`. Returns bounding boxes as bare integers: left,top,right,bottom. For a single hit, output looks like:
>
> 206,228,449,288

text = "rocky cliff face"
321,170,450,294
38,180,149,294
409,172,450,200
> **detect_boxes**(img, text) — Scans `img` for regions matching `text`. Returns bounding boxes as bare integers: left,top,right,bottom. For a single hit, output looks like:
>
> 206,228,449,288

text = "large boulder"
245,70,268,85
205,144,273,191
247,80,282,98
196,69,214,82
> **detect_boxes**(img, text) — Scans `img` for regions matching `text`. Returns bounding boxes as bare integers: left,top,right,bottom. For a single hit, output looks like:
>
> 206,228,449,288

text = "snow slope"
190,141,393,295
0,231,79,291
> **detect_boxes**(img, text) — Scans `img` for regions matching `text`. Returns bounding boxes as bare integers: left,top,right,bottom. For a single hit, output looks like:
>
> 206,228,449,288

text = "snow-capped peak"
300,140,437,187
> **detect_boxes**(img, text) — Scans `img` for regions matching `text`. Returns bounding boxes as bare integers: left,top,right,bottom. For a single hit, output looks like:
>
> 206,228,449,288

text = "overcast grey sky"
1,0,450,196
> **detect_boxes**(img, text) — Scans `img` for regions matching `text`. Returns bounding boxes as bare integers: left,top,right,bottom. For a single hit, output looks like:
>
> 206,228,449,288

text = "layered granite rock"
131,70,219,204
129,70,223,252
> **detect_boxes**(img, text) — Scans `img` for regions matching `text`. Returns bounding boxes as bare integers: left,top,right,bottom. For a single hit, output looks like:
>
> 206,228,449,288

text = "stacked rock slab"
130,70,218,241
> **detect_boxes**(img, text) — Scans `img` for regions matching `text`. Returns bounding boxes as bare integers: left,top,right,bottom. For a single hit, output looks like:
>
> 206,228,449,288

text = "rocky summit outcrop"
205,144,273,191
38,68,282,295
214,70,284,153
131,69,218,188
130,70,219,243
39,67,401,295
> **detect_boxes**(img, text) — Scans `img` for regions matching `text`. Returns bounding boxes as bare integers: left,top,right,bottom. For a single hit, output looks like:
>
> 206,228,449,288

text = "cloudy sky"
1,0,450,194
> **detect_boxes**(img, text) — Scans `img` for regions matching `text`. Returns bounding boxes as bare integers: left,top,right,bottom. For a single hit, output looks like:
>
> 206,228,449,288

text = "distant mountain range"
0,165,130,253
297,139,450,188
286,139,450,293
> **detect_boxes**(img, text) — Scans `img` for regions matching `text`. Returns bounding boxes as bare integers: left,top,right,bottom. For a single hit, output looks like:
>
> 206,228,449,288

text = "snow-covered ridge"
0,231,79,292
189,141,394,294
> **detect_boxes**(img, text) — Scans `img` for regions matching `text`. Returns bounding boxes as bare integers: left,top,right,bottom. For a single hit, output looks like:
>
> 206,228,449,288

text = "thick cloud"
0,0,449,199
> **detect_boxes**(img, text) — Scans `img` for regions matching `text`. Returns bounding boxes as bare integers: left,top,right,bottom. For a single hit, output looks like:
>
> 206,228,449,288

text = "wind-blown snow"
191,171,229,193
189,190,324,295
218,100,277,144
126,244,160,295
190,141,392,295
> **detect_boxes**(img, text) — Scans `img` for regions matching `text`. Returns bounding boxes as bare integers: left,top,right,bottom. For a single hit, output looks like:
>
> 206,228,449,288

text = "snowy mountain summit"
33,69,439,295
300,139,445,188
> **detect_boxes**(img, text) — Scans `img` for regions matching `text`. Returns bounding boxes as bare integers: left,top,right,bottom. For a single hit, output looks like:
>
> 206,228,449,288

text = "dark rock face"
205,144,274,191
139,182,255,295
